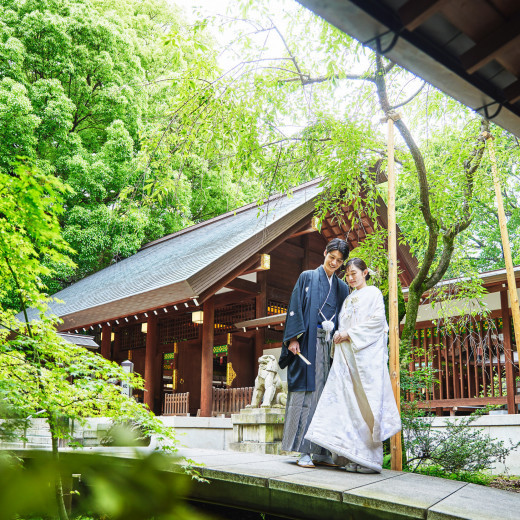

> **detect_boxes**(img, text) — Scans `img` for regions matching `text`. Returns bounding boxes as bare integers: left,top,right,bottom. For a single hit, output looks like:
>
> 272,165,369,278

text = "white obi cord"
318,277,336,341
320,314,336,341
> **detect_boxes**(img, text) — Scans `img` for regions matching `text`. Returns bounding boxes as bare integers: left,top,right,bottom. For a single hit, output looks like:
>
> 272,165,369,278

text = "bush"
402,404,520,474
413,465,494,486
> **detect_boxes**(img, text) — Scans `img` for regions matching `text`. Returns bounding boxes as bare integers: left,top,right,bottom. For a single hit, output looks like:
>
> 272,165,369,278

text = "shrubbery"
402,404,520,474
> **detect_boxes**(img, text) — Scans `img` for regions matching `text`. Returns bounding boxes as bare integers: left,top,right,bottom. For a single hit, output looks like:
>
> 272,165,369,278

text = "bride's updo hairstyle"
345,258,370,281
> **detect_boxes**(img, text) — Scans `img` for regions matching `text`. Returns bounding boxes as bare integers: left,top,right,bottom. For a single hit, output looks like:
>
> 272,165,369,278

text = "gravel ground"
489,476,520,493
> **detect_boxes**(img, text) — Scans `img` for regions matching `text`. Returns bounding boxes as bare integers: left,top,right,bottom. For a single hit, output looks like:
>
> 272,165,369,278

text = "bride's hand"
333,331,350,344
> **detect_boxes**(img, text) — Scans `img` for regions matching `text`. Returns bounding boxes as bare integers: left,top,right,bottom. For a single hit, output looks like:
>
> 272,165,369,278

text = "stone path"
178,448,520,520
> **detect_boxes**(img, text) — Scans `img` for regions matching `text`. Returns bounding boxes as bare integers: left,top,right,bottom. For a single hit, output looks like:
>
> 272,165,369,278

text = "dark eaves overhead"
297,0,520,138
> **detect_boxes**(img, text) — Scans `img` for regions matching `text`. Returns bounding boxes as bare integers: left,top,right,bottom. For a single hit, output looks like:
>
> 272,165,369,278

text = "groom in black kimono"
279,238,349,468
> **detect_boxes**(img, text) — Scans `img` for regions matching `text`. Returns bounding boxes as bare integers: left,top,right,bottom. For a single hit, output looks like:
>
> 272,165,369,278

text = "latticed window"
214,302,255,332
267,300,288,315
120,324,146,350
159,315,199,344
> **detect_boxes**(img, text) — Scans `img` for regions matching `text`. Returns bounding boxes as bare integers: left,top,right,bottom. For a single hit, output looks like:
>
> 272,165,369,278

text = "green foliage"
0,79,40,170
0,451,203,520
0,159,180,519
0,161,74,312
402,405,519,474
0,315,168,439
464,128,520,272
0,0,262,307
413,464,494,486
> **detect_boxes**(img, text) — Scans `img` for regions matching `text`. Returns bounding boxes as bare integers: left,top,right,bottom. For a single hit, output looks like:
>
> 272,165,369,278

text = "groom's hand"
288,339,300,354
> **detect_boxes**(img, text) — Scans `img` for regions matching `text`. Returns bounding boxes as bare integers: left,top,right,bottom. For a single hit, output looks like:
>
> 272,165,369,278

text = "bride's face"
345,265,368,290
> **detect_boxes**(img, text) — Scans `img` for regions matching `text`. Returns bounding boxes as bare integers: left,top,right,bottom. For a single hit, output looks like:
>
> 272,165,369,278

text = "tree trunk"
401,285,422,351
49,416,69,520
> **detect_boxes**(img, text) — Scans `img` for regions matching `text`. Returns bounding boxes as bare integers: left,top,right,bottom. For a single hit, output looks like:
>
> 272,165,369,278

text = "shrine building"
33,179,416,416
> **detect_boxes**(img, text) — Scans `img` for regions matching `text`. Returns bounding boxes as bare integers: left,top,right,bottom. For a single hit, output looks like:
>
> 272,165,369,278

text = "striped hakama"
281,329,332,455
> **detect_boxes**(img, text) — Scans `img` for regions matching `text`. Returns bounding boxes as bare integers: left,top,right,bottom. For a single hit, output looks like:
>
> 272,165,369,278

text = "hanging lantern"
260,254,270,270
192,310,204,324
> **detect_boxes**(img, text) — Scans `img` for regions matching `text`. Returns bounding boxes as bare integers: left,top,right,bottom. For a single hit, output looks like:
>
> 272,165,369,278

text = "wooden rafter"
224,278,260,295
398,0,450,32
460,11,520,74
504,79,520,104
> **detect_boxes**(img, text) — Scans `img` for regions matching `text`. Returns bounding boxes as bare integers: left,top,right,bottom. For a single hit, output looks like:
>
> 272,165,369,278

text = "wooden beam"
207,216,309,290
200,298,215,417
224,278,260,295
236,313,287,330
504,79,520,104
500,290,516,414
417,396,518,408
144,314,158,412
398,0,449,32
199,254,263,304
290,226,317,238
213,290,255,308
261,214,317,256
289,217,319,238
460,12,520,74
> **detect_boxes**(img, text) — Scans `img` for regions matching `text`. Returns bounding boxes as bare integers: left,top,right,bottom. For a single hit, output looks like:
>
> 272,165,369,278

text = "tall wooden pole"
484,132,520,368
254,270,267,375
500,290,516,414
387,114,403,471
200,298,215,417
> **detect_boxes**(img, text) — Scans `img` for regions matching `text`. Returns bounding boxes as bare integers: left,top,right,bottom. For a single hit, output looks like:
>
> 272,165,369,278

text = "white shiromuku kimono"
304,285,401,472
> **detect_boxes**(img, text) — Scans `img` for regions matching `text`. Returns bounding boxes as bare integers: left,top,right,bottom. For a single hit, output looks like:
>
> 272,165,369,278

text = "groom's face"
323,249,344,277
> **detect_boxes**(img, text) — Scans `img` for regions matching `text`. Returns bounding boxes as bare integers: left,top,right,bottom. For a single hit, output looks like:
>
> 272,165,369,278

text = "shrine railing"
163,392,190,416
407,317,519,414
212,387,254,417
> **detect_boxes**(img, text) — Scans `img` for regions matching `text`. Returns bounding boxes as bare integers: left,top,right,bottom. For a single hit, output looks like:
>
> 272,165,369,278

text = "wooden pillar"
302,234,311,271
501,290,517,414
485,133,520,367
113,328,122,360
254,271,267,373
144,315,158,411
101,324,111,360
387,114,403,471
200,298,215,417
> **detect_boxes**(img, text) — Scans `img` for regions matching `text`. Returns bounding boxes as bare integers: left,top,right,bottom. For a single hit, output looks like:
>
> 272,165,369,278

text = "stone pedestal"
229,407,285,454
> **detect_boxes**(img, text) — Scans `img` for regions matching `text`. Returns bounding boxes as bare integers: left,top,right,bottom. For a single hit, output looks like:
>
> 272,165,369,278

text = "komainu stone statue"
247,354,287,408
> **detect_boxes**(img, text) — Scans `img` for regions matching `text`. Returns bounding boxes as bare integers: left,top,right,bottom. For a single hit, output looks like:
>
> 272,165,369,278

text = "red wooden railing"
212,387,254,416
408,317,519,414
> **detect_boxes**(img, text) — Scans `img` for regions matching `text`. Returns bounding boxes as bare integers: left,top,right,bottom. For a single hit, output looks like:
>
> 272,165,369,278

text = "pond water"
188,500,297,520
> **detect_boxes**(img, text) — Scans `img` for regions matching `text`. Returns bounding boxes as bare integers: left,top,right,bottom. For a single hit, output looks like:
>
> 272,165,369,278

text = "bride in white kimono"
305,257,401,473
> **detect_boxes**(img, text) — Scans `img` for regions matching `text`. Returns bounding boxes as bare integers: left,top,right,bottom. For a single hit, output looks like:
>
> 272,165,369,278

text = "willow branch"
389,81,426,110
278,72,374,85
373,54,439,293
